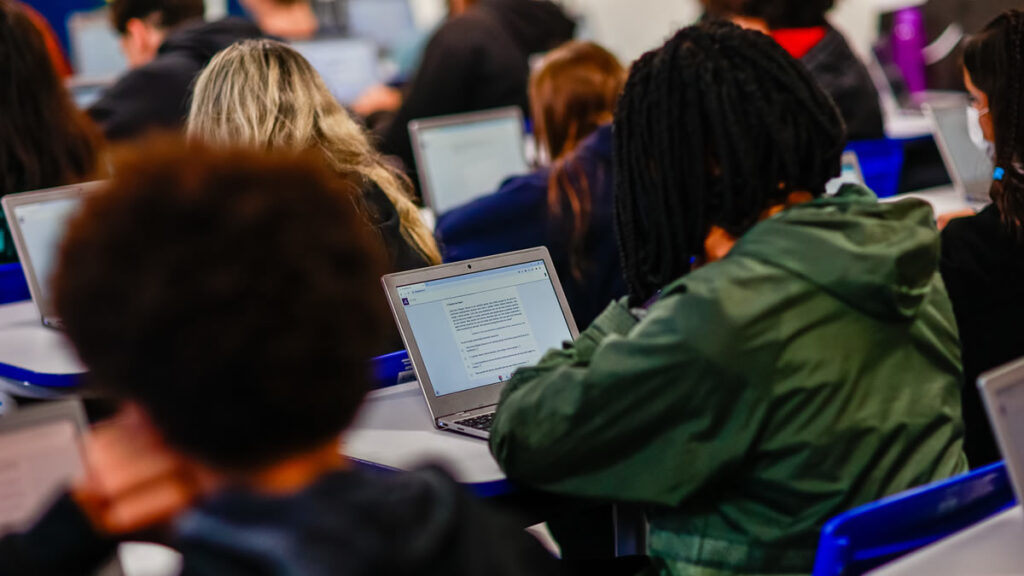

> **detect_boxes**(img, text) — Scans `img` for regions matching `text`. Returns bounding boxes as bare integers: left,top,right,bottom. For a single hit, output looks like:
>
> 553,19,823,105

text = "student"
702,0,885,140
0,0,102,264
436,41,626,329
237,0,318,40
188,39,441,272
354,0,576,180
88,0,262,141
941,10,1024,468
490,23,967,575
0,139,559,575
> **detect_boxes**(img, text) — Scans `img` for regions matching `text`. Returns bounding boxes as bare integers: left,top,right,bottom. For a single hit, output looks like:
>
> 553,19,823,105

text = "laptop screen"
932,106,993,192
347,0,417,54
293,39,379,105
12,196,83,307
396,260,573,397
415,113,528,215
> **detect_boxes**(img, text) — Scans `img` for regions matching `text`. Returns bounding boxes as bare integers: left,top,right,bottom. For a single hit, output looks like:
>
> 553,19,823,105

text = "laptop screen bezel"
407,106,526,215
978,357,1024,505
1,182,102,324
381,247,579,423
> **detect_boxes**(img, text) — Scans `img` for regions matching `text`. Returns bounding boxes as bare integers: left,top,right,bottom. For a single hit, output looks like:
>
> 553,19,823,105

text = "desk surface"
870,506,1024,575
343,382,507,491
0,301,86,391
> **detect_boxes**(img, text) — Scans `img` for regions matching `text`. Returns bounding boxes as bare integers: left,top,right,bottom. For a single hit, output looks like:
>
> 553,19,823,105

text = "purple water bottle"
891,7,928,94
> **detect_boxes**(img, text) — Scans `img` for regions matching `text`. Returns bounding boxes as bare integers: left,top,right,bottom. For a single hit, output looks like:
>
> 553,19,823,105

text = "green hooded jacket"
490,186,968,576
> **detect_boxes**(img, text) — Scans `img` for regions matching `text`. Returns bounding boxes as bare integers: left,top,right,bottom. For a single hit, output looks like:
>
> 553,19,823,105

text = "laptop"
382,247,578,439
409,107,529,216
979,358,1024,502
924,102,994,203
67,8,127,80
2,182,102,329
292,38,379,105
65,76,114,110
826,151,866,196
346,0,418,55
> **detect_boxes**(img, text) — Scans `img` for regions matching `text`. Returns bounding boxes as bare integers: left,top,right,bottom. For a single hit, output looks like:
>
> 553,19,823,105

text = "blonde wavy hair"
187,39,440,265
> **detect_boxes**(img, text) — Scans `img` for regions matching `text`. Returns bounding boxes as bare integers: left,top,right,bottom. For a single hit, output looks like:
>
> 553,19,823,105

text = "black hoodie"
88,18,263,141
378,0,576,181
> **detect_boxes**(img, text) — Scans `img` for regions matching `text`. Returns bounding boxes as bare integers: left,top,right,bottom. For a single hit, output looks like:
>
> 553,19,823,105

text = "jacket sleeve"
489,294,767,507
0,493,119,575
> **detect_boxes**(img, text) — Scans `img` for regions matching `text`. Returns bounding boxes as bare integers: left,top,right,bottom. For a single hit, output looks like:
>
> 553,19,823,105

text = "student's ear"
121,18,163,69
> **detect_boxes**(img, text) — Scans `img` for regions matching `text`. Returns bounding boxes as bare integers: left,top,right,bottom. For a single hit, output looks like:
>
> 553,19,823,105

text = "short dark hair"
705,0,834,28
614,22,845,305
54,138,389,470
964,10,1024,234
110,0,204,34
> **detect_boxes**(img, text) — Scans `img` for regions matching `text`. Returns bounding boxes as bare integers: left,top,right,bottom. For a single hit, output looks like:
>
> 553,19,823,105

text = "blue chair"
0,263,30,305
846,139,905,198
371,350,411,389
812,462,1015,576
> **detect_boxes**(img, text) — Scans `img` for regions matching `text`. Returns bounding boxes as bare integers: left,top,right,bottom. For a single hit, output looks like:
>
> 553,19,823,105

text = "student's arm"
489,293,766,507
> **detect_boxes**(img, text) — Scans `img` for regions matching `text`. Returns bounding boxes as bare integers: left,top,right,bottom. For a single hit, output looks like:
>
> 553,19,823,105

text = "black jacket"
88,18,263,141
940,204,1024,467
379,0,575,178
362,179,431,273
0,467,559,576
803,27,885,141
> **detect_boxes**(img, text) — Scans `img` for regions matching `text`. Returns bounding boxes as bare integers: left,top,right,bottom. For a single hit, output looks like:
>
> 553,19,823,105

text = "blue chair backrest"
371,350,411,389
845,139,905,199
0,263,30,305
812,462,1015,576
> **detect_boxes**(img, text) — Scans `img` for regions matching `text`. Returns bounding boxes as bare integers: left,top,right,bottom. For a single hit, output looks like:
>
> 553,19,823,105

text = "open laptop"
979,358,1024,503
65,76,114,110
2,182,101,329
409,107,529,216
346,0,418,55
292,38,379,105
924,102,994,203
382,247,578,439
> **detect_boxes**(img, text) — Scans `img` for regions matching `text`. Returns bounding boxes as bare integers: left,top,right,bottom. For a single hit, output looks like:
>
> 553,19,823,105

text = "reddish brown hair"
0,0,101,198
529,41,625,281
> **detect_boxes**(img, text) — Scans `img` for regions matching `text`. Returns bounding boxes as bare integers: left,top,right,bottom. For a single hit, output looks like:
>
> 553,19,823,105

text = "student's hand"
937,208,977,230
72,406,198,536
352,84,403,117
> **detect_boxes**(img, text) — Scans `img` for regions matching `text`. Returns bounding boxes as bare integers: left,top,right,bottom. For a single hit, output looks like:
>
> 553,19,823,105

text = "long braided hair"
964,10,1024,235
613,21,846,306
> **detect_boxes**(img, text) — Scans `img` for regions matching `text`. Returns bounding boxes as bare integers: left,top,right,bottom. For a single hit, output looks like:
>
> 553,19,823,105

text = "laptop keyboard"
455,413,495,432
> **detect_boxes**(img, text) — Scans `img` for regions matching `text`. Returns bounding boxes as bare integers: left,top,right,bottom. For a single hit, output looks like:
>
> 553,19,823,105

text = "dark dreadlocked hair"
964,10,1024,235
613,21,846,306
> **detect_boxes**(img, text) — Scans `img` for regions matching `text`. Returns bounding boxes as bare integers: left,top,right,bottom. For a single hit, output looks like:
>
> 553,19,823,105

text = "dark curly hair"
109,0,204,34
614,21,845,305
54,138,389,470
703,0,834,28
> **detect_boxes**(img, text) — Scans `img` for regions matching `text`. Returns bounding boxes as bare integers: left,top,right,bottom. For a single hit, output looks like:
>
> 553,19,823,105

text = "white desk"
0,301,86,398
870,506,1024,575
343,382,508,493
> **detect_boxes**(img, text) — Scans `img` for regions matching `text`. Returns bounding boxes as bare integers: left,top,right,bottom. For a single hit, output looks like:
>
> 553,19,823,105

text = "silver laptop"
409,107,529,216
65,76,114,110
2,182,102,329
826,151,866,196
382,247,578,439
924,102,994,203
979,358,1024,503
292,38,379,105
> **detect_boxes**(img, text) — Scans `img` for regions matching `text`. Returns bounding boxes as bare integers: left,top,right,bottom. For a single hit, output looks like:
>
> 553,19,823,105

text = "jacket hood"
730,185,941,321
479,0,576,56
158,17,263,62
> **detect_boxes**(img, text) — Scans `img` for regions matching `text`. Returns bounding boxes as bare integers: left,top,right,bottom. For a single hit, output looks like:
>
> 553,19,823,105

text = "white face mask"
967,106,995,162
